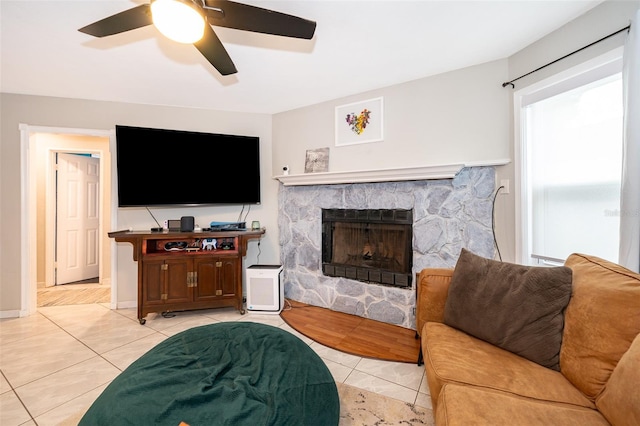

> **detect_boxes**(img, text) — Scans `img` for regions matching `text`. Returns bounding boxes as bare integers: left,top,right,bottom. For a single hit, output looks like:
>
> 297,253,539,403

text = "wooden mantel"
273,160,510,186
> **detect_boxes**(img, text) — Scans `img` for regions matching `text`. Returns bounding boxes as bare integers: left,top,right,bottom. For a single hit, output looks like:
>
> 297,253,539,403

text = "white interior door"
56,153,100,284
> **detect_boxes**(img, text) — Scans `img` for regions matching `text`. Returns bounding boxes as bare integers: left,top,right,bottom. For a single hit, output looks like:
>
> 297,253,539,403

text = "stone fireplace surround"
278,166,496,330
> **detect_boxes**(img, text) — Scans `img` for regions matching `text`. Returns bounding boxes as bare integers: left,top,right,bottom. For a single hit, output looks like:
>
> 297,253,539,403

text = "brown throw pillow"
443,249,572,371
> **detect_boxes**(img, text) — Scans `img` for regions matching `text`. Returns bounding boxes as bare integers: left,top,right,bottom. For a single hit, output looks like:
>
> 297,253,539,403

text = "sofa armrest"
416,268,454,336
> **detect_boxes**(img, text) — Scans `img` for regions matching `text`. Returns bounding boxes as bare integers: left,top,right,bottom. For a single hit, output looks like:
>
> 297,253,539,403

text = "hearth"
321,209,413,288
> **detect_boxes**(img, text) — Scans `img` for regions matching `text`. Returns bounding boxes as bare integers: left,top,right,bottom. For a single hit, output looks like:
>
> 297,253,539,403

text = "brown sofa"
416,252,640,425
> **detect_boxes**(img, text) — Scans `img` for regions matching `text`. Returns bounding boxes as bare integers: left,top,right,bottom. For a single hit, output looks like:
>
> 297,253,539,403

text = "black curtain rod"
502,25,631,88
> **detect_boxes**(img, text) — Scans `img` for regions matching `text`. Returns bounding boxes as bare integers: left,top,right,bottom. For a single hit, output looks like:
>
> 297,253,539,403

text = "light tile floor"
0,303,431,425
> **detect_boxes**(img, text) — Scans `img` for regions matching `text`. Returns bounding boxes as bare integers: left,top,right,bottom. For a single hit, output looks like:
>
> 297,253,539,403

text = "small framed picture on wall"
335,97,384,146
304,148,329,173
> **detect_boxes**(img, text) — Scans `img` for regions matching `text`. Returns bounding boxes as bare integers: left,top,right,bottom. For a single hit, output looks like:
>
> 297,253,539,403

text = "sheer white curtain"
619,9,640,272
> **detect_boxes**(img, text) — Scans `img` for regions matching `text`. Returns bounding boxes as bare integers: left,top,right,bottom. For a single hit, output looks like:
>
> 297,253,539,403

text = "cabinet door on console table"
192,257,239,301
142,258,191,307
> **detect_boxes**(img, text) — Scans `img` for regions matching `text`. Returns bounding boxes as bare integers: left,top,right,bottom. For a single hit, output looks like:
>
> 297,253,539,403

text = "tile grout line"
3,304,430,423
24,306,125,424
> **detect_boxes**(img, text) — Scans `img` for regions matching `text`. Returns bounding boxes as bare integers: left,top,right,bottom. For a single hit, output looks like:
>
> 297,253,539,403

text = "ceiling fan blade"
78,4,152,37
203,0,316,40
194,24,237,75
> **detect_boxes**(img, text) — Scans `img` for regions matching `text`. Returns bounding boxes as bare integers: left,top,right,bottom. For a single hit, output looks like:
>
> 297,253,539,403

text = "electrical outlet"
499,179,510,194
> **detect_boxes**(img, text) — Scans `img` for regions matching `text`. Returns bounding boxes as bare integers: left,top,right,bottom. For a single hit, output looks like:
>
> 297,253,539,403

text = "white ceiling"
1,0,602,114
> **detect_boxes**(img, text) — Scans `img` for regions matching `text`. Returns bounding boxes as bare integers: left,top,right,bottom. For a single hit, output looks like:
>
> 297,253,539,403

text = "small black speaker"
180,216,195,232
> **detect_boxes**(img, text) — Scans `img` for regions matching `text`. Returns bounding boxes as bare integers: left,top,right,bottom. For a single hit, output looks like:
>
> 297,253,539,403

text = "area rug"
337,383,435,426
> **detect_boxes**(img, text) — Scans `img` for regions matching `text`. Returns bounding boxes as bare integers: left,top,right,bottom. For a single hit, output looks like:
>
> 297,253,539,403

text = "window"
517,52,623,265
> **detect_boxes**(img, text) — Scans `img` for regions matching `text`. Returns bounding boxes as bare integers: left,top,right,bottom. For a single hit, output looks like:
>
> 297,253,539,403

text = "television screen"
115,125,261,207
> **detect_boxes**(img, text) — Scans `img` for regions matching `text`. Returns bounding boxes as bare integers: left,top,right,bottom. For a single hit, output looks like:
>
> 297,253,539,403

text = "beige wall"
0,94,276,313
272,59,511,175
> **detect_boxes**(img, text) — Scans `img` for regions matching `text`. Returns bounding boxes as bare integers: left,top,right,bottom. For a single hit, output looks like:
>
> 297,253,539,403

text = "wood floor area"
280,299,420,363
37,283,110,307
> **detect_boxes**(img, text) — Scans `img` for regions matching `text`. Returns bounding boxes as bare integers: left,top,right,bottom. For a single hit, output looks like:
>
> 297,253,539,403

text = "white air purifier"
246,265,284,314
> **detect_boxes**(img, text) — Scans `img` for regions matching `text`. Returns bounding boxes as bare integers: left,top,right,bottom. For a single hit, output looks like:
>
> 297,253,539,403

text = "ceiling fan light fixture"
151,0,205,44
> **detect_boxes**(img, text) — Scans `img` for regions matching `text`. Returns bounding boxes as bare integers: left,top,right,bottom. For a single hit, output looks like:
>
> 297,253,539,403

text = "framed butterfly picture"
335,97,384,146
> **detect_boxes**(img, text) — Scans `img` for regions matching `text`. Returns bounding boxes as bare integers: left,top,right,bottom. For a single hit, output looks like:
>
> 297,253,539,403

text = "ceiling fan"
78,0,317,76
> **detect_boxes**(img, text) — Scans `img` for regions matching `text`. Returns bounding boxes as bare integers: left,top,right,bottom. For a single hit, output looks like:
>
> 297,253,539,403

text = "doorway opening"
20,125,116,314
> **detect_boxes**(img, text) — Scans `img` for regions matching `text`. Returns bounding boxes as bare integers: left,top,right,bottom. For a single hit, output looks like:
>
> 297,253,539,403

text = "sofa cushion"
561,253,640,401
422,322,594,411
416,268,454,335
596,333,640,425
443,248,573,370
436,383,610,426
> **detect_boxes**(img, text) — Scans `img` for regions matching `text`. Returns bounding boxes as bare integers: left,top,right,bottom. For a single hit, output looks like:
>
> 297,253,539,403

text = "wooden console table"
109,229,265,324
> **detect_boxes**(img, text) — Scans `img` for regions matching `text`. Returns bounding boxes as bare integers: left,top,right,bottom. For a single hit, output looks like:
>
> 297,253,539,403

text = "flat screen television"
115,125,261,207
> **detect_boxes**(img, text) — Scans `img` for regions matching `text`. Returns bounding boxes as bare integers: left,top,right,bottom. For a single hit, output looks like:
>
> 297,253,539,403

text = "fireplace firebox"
321,209,413,288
